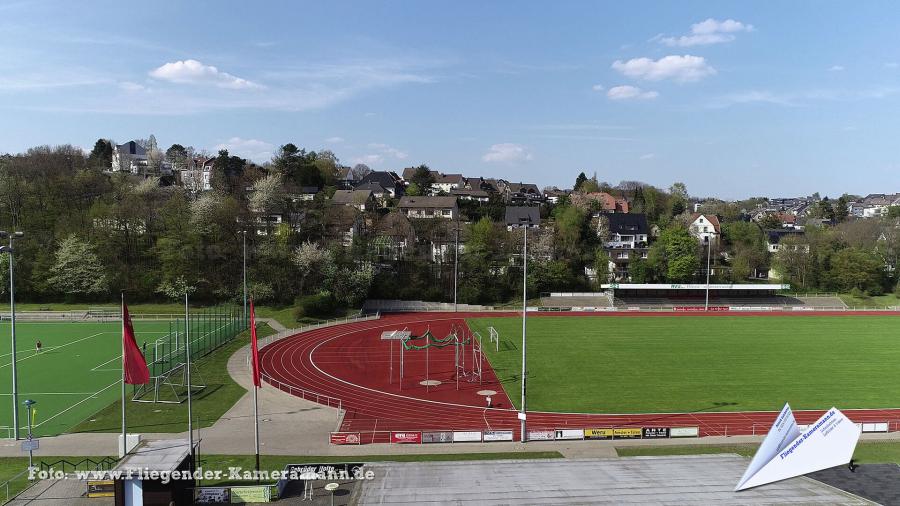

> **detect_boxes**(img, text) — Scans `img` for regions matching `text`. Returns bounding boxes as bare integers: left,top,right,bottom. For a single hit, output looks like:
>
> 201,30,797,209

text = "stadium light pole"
1,230,24,440
241,230,248,324
520,216,530,443
453,218,459,312
704,236,711,311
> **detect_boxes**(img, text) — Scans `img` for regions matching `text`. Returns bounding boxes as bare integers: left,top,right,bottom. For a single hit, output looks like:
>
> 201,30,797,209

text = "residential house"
505,207,541,230
431,173,466,194
335,166,358,189
450,188,490,202
332,189,375,211
111,141,148,174
571,192,629,213
599,213,650,282
543,187,569,204
398,196,459,220
373,211,416,261
688,213,721,245
766,229,807,253
353,182,391,206
325,206,365,247
358,171,404,198
179,156,214,193
505,182,544,205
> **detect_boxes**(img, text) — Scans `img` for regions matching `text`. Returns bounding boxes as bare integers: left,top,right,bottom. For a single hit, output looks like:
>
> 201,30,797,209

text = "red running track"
259,312,900,444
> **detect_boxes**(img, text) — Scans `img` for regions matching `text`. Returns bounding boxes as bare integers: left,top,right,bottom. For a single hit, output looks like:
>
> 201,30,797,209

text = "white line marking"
0,332,108,367
32,380,121,429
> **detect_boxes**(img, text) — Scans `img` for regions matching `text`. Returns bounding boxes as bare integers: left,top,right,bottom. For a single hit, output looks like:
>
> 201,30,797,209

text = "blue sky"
2,1,899,199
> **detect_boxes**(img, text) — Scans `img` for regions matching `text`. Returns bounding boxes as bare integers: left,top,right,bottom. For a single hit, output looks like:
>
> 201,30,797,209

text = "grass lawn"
616,441,900,464
838,293,900,308
0,320,176,437
197,452,564,486
468,315,900,414
72,324,274,434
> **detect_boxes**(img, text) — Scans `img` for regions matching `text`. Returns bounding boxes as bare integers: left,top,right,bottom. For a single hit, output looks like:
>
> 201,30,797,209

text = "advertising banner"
482,430,514,442
613,428,642,439
673,306,729,312
583,428,613,440
555,429,584,440
330,432,361,445
390,431,422,444
453,431,482,442
642,427,670,439
86,480,115,498
230,486,271,503
422,431,454,443
527,430,556,441
670,427,700,438
195,488,230,504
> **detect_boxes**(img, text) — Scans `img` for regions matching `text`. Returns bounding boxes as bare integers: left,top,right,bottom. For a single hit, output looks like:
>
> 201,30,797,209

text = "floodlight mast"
0,230,24,440
520,217,529,442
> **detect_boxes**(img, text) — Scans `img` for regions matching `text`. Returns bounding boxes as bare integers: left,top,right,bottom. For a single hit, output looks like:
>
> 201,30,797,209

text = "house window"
703,226,708,232
699,218,704,223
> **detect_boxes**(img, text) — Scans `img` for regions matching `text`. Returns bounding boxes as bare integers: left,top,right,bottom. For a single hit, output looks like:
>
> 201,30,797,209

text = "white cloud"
607,85,659,100
325,136,345,144
591,83,605,91
213,137,274,162
482,143,533,163
612,55,716,82
367,142,407,159
149,59,262,89
661,18,754,47
639,153,655,160
828,65,845,72
118,81,147,92
352,154,383,165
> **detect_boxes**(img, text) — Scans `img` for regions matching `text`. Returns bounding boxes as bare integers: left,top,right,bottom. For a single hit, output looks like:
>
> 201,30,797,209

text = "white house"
688,213,720,245
111,140,148,174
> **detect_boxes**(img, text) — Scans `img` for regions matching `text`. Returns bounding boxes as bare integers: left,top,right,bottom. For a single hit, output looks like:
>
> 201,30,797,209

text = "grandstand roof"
601,283,789,291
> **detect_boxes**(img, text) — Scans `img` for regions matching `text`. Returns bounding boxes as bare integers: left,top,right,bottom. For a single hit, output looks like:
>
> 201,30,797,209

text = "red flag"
122,303,150,385
250,299,261,388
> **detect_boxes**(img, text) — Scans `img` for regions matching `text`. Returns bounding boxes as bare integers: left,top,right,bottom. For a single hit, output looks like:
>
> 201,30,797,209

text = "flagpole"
121,292,127,457
185,293,194,469
250,299,261,482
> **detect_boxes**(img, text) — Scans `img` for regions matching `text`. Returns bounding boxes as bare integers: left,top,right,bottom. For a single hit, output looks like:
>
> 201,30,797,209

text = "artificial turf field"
467,315,900,414
0,320,172,437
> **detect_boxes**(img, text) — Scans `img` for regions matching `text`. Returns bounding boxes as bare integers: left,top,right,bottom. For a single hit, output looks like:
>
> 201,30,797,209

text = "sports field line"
31,379,121,429
0,332,108,368
0,392,99,396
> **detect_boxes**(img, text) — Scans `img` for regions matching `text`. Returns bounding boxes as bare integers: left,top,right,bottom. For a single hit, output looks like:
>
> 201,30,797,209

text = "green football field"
467,315,900,414
0,320,171,437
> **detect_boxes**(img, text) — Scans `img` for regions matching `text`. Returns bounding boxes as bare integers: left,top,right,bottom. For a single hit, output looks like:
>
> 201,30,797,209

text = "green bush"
849,287,869,299
295,293,343,319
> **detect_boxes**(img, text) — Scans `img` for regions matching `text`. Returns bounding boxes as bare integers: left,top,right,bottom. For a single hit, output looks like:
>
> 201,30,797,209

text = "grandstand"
362,299,492,314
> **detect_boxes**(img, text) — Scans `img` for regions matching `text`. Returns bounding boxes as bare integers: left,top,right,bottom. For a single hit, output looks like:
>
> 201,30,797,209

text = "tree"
574,172,588,191
87,139,113,170
350,163,371,180
834,194,850,223
165,144,190,169
210,149,247,194
827,248,887,294
409,165,435,190
647,226,699,282
248,173,284,215
47,235,109,296
292,241,332,295
405,182,423,196
758,214,783,230
272,143,323,188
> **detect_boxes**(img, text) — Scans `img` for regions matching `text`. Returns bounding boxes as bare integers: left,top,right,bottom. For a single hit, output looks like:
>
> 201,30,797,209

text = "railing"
260,312,381,349
1,468,34,505
261,373,343,428
252,313,381,429
38,456,119,474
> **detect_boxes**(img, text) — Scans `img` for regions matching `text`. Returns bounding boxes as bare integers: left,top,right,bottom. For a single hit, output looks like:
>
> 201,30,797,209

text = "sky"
1,0,899,199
